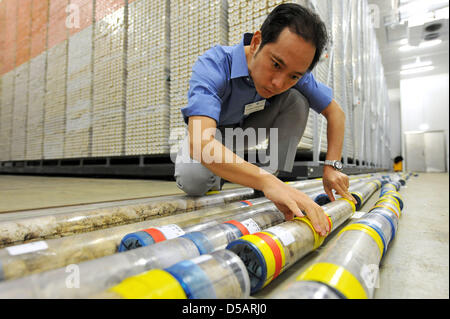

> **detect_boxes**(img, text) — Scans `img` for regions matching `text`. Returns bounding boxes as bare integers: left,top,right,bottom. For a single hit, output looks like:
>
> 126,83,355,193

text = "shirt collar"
230,33,253,79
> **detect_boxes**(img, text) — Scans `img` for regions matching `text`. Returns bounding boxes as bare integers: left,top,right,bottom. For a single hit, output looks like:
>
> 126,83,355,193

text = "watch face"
335,161,343,170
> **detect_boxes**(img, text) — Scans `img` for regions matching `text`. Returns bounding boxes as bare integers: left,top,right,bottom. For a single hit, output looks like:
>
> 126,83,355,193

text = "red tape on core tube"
254,232,283,280
240,200,253,206
326,215,332,231
224,220,250,236
142,228,166,243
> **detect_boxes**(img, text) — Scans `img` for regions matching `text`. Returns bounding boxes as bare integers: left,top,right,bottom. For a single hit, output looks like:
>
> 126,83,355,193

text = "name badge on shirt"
244,100,266,116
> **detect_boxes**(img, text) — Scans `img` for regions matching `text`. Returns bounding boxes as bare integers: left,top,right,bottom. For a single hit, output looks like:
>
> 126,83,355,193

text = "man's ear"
250,30,262,55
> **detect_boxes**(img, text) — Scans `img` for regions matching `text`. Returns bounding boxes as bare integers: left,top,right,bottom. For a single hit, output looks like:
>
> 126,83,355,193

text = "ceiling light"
419,39,443,48
398,39,442,51
400,65,435,75
402,58,433,70
399,45,414,52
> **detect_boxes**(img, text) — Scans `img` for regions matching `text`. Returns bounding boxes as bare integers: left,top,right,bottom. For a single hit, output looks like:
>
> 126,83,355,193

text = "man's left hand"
322,166,357,204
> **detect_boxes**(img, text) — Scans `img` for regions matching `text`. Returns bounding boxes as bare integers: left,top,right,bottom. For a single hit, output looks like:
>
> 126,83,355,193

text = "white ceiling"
368,0,449,95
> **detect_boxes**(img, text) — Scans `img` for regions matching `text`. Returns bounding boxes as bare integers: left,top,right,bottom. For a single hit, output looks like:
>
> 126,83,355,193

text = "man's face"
247,27,316,99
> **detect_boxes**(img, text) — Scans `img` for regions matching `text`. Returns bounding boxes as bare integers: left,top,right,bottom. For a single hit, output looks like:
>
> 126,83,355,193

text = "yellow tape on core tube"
109,269,187,299
297,262,368,299
338,197,356,214
338,223,384,258
294,217,325,250
376,198,400,210
240,234,276,287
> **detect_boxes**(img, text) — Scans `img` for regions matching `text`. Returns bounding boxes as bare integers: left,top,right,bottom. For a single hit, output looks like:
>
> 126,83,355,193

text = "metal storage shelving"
0,0,390,178
168,0,229,155
125,0,171,156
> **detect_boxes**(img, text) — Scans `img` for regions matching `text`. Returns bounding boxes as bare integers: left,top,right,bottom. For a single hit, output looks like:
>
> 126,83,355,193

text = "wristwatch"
324,160,344,171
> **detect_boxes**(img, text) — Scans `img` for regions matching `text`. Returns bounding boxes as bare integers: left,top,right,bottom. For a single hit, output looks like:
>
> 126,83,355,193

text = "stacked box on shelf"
344,0,356,162
360,0,373,165
343,0,355,162
44,41,68,159
0,71,14,161
126,0,170,156
228,0,270,45
169,0,228,155
306,0,330,154
64,0,94,158
1,0,18,161
367,28,378,165
371,38,384,165
11,62,29,160
12,1,32,161
26,53,46,160
311,51,330,153
65,25,93,158
350,0,363,163
380,75,390,168
26,0,49,160
44,0,69,159
331,0,354,162
92,0,126,157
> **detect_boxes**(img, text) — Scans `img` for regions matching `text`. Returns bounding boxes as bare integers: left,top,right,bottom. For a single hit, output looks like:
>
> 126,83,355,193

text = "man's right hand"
260,175,330,236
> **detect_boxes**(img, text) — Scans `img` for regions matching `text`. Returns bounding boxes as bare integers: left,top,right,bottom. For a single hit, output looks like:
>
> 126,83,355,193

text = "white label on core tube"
155,224,185,239
6,241,49,256
241,218,261,234
267,226,295,246
352,211,367,219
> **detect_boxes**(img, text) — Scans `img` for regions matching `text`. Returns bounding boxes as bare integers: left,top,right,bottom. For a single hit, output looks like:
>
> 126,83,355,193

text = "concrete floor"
0,172,448,298
0,174,240,213
255,172,449,299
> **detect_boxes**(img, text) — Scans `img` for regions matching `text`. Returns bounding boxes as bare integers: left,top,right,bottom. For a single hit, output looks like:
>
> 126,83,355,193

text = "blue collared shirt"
181,33,333,126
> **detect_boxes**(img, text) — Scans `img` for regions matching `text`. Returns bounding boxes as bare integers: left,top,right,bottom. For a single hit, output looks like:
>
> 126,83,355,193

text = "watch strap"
324,160,343,171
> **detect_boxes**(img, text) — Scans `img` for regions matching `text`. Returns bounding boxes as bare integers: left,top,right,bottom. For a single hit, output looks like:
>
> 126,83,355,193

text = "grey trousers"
174,89,310,196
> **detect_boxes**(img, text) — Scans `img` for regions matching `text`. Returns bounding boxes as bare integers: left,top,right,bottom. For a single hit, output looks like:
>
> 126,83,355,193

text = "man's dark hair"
259,3,328,72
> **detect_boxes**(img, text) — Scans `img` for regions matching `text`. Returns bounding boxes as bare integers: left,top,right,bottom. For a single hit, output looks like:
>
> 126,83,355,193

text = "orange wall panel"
47,0,69,49
2,0,17,74
0,1,5,74
68,0,93,36
31,0,49,59
15,0,32,67
95,0,125,22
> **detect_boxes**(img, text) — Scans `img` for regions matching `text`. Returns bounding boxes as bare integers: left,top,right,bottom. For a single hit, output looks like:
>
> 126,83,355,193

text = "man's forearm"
322,100,346,161
326,116,345,161
190,138,277,191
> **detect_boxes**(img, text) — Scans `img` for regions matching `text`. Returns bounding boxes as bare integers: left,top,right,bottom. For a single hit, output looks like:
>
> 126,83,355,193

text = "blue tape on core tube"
351,193,363,211
226,239,267,294
382,193,404,211
314,193,331,206
165,259,216,299
371,208,398,241
354,220,387,256
181,232,214,254
118,231,155,252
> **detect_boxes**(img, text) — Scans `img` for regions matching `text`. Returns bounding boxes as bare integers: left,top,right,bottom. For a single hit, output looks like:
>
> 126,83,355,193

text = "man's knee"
174,164,217,196
286,89,310,117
